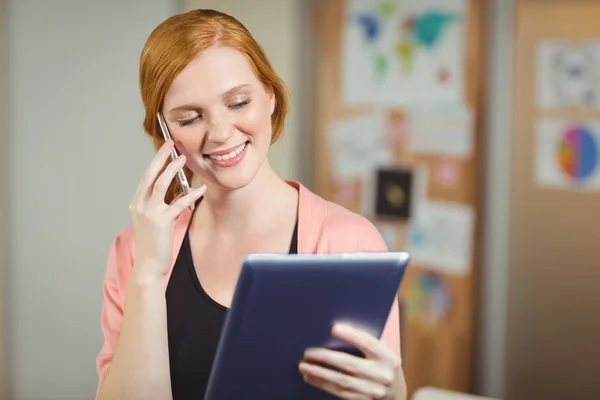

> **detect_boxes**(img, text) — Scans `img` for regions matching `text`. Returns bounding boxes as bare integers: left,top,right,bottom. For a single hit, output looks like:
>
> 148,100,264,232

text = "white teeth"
209,142,246,161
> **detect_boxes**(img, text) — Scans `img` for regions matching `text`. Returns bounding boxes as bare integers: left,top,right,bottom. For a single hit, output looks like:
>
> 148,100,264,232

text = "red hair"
139,9,290,203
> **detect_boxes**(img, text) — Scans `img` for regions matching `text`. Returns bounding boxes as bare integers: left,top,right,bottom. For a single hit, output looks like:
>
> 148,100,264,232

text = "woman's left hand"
299,323,405,400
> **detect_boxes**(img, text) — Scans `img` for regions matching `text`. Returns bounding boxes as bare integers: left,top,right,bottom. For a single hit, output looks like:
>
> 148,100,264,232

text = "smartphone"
157,111,195,211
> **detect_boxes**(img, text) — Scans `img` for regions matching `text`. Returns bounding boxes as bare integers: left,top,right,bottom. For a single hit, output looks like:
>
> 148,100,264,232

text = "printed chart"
536,118,600,190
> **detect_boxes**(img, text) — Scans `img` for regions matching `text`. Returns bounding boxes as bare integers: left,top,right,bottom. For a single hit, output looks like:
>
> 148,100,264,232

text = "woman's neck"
191,161,298,235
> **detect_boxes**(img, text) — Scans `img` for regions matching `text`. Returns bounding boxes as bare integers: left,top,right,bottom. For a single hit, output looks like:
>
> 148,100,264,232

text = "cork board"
312,0,487,396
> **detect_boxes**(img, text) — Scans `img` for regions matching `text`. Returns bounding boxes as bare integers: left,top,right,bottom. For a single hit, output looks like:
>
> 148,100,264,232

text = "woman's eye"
178,115,201,127
230,99,251,109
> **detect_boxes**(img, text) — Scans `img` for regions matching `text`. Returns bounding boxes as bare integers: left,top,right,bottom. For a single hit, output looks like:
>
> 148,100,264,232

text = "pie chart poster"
535,118,600,191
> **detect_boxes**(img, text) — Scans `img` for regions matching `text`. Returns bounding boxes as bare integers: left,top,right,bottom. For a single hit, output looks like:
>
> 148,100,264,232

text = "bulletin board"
312,0,487,396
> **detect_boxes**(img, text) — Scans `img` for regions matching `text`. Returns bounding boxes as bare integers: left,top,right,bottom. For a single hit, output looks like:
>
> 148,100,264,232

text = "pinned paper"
374,168,414,221
405,104,474,158
404,271,452,323
435,158,459,188
328,112,393,182
537,40,600,109
341,0,467,107
406,200,474,275
535,118,600,191
362,165,429,219
387,119,407,145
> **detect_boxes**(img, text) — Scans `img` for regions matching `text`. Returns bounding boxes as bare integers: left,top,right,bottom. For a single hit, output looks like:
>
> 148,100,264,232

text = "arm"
96,140,205,400
96,234,172,400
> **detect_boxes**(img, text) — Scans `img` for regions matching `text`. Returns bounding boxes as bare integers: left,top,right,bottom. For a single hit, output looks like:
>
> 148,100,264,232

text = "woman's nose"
206,115,234,144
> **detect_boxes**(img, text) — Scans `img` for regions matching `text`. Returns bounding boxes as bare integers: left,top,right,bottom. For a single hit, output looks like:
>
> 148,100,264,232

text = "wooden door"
508,1,600,399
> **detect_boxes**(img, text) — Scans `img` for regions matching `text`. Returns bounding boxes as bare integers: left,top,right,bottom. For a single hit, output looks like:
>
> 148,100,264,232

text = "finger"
304,375,365,400
166,185,207,219
300,362,386,400
332,324,399,366
150,154,187,205
134,140,175,200
303,348,394,386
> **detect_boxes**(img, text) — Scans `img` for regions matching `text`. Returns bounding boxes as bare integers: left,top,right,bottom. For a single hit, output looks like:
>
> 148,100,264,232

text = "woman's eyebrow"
222,83,253,97
168,84,254,113
168,102,202,113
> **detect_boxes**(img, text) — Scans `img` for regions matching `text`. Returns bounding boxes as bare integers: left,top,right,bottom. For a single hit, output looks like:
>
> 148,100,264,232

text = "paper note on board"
328,112,393,182
404,271,452,323
341,0,467,107
537,40,600,109
535,118,600,191
405,104,474,158
406,200,474,275
361,165,429,219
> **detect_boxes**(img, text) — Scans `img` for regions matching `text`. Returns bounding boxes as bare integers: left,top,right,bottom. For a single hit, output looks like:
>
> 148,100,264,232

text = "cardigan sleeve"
323,206,403,360
352,218,402,359
95,227,135,397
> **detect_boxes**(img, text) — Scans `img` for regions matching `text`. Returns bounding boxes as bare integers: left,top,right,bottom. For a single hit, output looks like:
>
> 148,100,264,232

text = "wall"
6,0,178,398
0,0,7,396
476,0,514,398
182,0,314,186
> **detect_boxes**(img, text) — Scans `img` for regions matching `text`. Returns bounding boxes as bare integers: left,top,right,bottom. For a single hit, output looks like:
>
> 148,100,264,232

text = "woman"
96,9,406,400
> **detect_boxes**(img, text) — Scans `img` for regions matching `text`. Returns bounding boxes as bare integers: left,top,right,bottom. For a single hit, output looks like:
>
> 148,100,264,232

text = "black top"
166,221,298,399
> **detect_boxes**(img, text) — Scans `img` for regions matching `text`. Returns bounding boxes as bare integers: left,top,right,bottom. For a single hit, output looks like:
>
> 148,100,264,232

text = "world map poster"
341,0,467,107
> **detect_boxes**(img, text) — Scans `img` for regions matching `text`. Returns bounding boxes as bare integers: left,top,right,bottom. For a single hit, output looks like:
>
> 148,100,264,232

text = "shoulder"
321,200,388,252
297,182,387,253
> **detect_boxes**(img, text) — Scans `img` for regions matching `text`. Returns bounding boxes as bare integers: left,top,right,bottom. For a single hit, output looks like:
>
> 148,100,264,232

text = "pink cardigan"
96,180,402,391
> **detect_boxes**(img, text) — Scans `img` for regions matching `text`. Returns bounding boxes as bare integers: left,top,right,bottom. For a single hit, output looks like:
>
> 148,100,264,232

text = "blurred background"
1,0,599,399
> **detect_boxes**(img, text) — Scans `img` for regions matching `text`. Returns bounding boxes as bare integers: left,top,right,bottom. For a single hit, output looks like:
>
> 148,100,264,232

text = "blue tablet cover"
204,252,409,400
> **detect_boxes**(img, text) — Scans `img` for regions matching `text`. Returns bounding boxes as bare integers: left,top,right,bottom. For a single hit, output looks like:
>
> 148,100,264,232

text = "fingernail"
333,323,350,334
304,347,319,356
196,185,207,194
178,155,186,163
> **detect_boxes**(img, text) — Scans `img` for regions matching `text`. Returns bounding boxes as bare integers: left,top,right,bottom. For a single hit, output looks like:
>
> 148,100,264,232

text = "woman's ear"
269,89,276,115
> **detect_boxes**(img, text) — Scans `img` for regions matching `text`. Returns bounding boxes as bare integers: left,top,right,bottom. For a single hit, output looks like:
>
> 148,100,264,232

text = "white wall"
1,0,8,396
6,1,178,398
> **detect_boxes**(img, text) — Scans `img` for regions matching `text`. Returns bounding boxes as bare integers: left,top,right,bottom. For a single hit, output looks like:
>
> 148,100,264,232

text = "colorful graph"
556,124,599,182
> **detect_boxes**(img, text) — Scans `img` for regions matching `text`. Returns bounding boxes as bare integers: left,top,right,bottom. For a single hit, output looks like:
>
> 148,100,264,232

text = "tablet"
204,252,410,400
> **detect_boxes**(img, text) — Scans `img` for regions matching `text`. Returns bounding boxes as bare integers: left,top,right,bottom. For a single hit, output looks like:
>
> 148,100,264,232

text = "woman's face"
161,46,275,190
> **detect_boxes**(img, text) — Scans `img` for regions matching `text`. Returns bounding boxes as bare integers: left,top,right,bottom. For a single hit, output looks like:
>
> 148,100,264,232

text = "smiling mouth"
204,141,248,161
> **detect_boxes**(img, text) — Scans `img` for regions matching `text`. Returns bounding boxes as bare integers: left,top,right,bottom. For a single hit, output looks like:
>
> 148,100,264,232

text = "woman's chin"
200,164,263,192
191,148,269,193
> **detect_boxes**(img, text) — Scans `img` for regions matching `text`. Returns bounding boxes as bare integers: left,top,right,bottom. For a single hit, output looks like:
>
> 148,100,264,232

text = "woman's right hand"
128,140,206,279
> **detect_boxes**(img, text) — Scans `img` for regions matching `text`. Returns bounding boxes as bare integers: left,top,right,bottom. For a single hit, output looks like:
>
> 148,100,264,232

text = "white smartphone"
156,111,194,211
